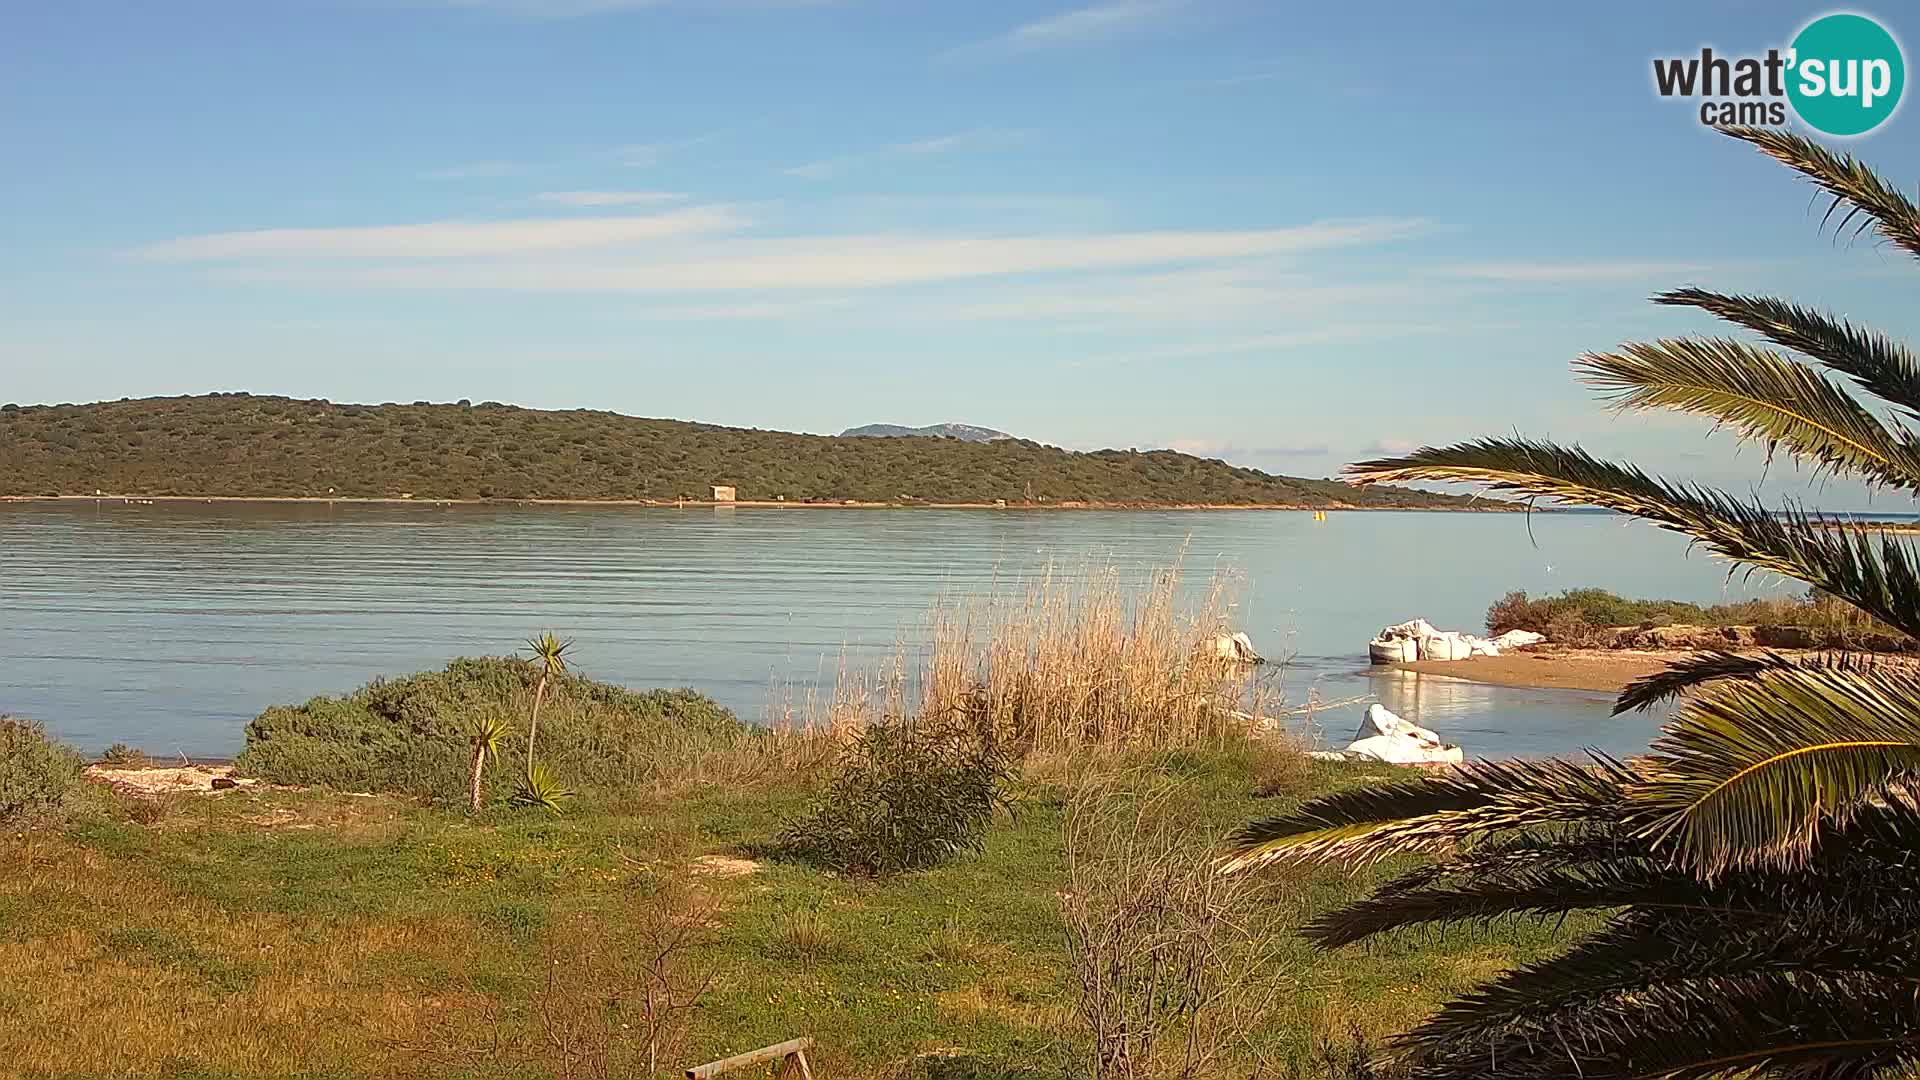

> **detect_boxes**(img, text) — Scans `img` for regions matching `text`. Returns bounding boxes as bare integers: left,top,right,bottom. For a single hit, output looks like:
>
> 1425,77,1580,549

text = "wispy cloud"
432,0,835,17
1360,437,1419,455
421,160,523,179
943,267,1439,324
133,206,749,261
783,129,1027,180
1100,321,1463,365
613,132,722,168
945,0,1181,61
178,217,1426,291
1435,260,1711,283
1200,70,1283,88
534,190,685,206
1165,439,1330,461
1005,0,1179,50
436,0,664,13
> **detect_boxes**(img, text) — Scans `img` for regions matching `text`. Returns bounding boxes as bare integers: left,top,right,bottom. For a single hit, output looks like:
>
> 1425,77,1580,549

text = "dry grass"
0,835,481,1077
1060,771,1291,1080
776,559,1279,756
771,906,841,971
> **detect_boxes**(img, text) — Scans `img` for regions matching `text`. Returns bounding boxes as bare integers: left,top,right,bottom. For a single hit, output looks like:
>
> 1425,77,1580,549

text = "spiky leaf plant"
521,632,573,777
463,711,512,814
1226,127,1920,1079
509,761,576,814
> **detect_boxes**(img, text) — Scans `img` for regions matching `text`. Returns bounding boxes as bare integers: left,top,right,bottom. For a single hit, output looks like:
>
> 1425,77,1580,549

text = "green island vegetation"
0,393,1482,508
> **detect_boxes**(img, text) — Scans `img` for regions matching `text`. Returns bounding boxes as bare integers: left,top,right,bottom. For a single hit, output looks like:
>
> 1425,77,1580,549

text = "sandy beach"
1389,650,1686,694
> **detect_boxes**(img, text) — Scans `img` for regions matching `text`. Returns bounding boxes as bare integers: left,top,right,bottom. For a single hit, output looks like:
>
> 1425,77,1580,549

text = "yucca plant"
521,632,573,777
463,712,512,814
1224,126,1920,1079
510,761,576,814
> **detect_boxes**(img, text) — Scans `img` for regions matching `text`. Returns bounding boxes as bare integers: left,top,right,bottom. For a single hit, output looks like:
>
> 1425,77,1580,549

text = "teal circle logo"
1788,13,1905,136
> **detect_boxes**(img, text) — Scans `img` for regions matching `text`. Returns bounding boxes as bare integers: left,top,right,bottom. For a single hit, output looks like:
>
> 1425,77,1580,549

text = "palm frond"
1613,650,1888,715
1404,971,1920,1080
1346,438,1920,640
1577,337,1920,490
1305,851,1741,949
1218,757,1633,873
1633,662,1920,874
1655,288,1920,418
1413,911,1920,1069
1721,124,1920,259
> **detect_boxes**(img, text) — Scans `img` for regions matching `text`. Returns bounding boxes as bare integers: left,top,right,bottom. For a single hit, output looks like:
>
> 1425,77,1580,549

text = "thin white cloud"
534,190,686,206
1436,261,1711,282
613,132,722,168
432,0,833,16
1165,439,1330,460
438,0,664,12
134,206,750,261
946,0,1180,60
783,129,1026,180
421,161,523,179
210,218,1428,290
1361,438,1419,455
1102,321,1461,364
941,267,1439,323
1006,0,1177,49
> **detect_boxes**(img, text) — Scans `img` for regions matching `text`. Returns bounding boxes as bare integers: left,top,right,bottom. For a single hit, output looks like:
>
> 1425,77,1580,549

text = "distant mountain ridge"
0,394,1497,509
840,422,1013,442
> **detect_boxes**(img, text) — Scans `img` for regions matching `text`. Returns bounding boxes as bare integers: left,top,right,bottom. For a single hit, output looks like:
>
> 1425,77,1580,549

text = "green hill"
0,393,1488,508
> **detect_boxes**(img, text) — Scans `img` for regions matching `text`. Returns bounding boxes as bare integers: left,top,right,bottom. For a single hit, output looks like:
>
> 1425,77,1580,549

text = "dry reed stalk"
781,559,1279,754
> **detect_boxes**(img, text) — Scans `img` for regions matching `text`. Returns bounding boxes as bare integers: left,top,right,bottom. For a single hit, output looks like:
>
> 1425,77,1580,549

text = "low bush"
233,657,747,801
778,704,1015,876
1485,587,1706,636
1060,771,1285,1080
0,717,84,824
97,743,150,768
1487,585,1903,649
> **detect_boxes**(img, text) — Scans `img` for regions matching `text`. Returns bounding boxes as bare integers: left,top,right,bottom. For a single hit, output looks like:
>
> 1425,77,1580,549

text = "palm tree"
1223,126,1920,1079
521,632,573,777
463,712,511,813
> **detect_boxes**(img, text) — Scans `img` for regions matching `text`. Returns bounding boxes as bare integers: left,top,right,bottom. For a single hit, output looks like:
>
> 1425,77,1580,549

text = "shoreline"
1386,647,1843,694
1,494,1525,512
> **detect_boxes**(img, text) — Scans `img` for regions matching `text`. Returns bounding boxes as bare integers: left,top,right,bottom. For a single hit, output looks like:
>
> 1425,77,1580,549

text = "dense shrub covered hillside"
0,393,1484,507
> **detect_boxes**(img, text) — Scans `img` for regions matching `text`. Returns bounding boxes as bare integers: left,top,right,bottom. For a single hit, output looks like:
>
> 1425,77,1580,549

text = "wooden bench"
686,1037,814,1079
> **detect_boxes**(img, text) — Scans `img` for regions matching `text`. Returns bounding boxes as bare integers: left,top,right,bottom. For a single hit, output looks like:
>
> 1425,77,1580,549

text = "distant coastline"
0,393,1499,511
2,493,1526,512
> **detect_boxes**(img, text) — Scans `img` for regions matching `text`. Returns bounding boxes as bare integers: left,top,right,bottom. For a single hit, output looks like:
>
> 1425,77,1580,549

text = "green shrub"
233,657,745,802
1487,585,1908,649
97,743,150,767
1486,587,1706,636
0,718,84,824
778,707,1015,876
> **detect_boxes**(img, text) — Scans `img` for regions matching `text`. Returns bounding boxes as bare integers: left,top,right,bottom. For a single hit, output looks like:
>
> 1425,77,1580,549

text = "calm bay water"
0,502,1804,758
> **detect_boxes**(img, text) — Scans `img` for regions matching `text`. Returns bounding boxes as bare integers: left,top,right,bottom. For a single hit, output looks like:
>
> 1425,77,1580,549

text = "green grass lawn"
0,744,1587,1079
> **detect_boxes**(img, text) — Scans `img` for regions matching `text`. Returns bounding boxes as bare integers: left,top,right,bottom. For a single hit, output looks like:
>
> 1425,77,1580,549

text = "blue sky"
5,1,1919,507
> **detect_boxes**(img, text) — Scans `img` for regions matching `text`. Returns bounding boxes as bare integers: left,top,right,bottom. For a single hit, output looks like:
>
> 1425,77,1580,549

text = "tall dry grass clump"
786,559,1278,755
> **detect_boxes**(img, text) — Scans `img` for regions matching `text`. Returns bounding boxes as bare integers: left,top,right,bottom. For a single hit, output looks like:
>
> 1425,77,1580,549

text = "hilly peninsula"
0,394,1490,509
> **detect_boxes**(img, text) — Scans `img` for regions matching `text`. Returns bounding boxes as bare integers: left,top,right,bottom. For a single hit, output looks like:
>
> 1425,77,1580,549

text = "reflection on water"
1355,668,1662,759
0,501,1794,756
